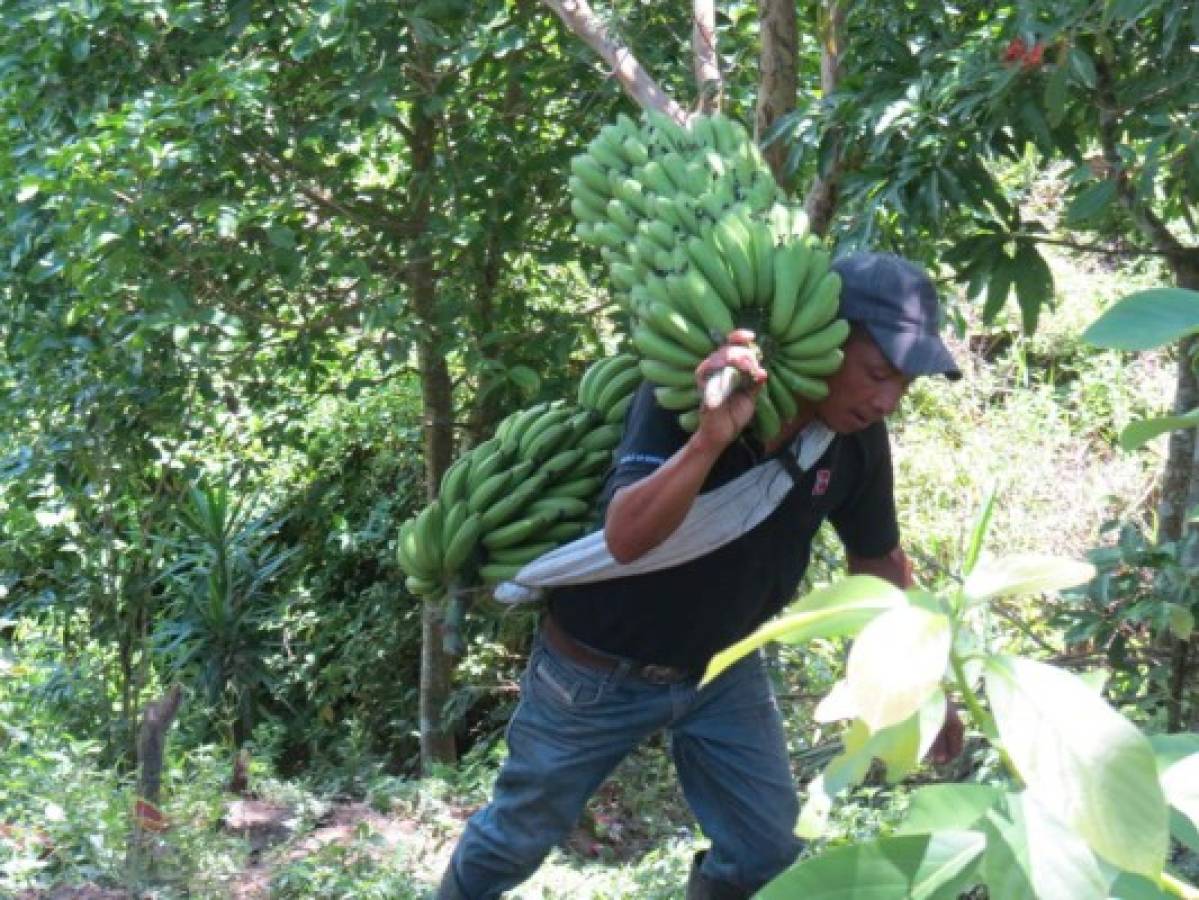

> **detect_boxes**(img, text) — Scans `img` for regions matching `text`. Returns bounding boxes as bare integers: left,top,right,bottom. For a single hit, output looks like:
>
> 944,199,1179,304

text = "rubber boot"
685,850,755,900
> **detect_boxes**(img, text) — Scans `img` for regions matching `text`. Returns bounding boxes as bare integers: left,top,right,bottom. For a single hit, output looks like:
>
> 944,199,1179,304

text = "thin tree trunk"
755,0,798,189
804,0,847,236
407,93,458,769
1163,253,1199,731
692,0,721,115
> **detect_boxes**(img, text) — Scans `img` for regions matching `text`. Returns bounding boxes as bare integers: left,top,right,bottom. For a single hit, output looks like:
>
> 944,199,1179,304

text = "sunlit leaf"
847,605,951,731
1065,180,1117,227
985,656,1168,878
1119,410,1199,452
963,553,1095,602
757,831,985,900
1082,288,1199,350
701,577,905,686
896,784,1003,835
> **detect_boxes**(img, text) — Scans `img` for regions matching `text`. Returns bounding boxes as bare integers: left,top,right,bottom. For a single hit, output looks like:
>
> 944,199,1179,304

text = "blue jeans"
444,632,802,898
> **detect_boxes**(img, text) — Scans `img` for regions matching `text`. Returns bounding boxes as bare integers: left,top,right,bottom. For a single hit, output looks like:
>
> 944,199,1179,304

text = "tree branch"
539,0,687,123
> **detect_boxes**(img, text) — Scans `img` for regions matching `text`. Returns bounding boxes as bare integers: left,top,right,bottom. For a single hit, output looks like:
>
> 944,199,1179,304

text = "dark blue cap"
831,252,961,380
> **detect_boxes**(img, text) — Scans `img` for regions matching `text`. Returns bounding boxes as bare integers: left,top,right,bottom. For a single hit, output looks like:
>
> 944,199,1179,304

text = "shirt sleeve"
596,381,690,512
828,420,900,558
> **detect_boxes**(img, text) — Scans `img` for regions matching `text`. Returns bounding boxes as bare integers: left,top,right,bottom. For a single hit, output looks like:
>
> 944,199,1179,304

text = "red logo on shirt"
813,469,831,496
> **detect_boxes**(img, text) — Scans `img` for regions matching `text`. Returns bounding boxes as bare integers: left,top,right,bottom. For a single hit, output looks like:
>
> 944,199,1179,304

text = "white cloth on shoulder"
492,422,835,604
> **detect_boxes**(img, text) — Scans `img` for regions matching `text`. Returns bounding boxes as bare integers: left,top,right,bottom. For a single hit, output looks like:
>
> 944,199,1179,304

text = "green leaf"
1159,753,1199,845
1045,59,1069,127
756,831,985,900
979,791,1109,900
1074,46,1098,88
1166,603,1195,640
1148,733,1199,769
847,605,951,731
1012,242,1054,334
963,485,997,576
1082,288,1199,351
1119,409,1199,452
505,364,540,396
982,252,1014,323
896,784,1003,835
984,655,1169,878
963,553,1095,602
1065,180,1118,227
1108,872,1174,899
700,576,906,685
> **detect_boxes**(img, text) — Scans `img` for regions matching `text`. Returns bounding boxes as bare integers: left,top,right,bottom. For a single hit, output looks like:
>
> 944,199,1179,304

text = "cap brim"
862,321,962,381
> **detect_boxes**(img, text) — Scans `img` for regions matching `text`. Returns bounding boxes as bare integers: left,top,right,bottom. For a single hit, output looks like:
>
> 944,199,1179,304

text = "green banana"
639,357,698,389
594,365,643,418
711,212,755,306
443,511,483,575
752,389,782,443
685,235,741,310
479,561,525,584
667,269,736,339
468,468,514,516
769,241,811,338
577,422,624,453
605,392,635,424
483,509,557,551
645,301,715,357
772,360,831,401
488,541,559,567
528,496,591,521
544,474,603,500
543,446,587,481
634,160,677,196
654,384,701,411
405,574,441,596
544,520,593,543
633,324,703,370
519,406,572,458
677,409,700,432
570,155,611,194
750,219,776,307
439,455,472,507
779,348,844,377
414,501,444,574
781,318,850,359
440,499,469,554
606,198,638,236
782,269,840,343
479,470,549,532
765,365,799,424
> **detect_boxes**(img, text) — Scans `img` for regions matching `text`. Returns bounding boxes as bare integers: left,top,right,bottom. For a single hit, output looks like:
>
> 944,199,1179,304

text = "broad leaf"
701,576,905,685
1159,753,1199,846
1107,872,1173,899
1082,288,1199,351
985,656,1168,878
896,784,1003,835
847,605,951,731
980,791,1109,900
1120,409,1199,452
1065,180,1117,227
1012,241,1054,334
757,831,985,900
963,553,1095,602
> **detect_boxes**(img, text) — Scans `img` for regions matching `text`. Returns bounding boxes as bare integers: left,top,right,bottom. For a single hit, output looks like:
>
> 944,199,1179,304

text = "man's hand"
925,704,965,765
693,329,766,452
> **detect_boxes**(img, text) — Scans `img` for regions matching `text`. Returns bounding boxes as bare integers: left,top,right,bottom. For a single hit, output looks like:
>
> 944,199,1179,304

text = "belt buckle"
636,663,688,685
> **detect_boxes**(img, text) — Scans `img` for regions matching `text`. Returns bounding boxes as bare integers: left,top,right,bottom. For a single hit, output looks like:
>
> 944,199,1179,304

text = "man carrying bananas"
437,253,962,900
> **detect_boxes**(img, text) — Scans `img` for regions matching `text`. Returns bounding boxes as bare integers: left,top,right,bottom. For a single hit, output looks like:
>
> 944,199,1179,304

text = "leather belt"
540,614,694,685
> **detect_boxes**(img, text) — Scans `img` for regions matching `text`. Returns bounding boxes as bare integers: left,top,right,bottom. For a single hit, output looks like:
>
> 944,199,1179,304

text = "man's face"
813,329,911,433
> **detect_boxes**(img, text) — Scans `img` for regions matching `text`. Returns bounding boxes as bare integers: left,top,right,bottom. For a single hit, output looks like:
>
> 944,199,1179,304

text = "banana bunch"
397,354,642,597
569,112,849,443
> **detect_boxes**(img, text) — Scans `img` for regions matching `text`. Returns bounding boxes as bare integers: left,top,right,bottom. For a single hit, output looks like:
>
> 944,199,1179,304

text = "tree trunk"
1162,252,1199,731
755,0,798,190
692,0,721,115
804,0,847,236
407,92,458,769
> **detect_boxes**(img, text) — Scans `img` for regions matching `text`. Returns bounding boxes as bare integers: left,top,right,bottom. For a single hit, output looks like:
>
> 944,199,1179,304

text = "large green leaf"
979,791,1109,900
1065,180,1118,227
963,553,1095,603
1082,288,1199,351
896,784,1004,835
984,656,1168,878
847,605,951,731
1119,409,1199,452
1159,753,1199,851
701,576,906,686
756,831,985,900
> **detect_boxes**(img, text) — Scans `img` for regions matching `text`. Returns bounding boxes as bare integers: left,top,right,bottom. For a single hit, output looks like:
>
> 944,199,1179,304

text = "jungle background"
2,0,1198,896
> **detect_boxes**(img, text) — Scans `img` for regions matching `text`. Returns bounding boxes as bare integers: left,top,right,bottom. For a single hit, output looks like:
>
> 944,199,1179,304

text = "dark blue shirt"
548,383,900,672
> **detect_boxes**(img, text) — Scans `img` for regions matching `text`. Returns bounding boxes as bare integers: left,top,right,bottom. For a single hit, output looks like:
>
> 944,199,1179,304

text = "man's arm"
605,330,766,564
847,546,914,589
